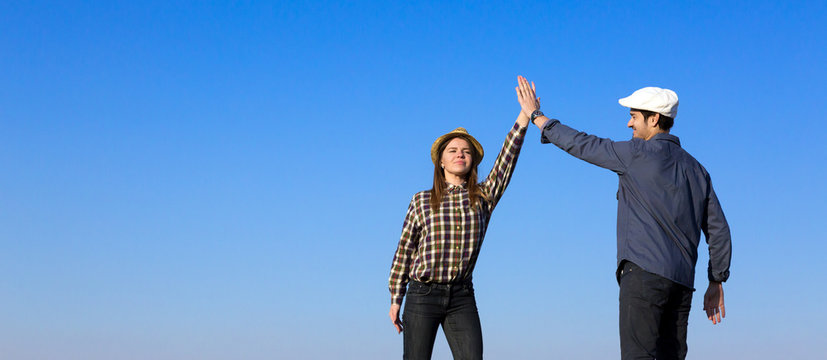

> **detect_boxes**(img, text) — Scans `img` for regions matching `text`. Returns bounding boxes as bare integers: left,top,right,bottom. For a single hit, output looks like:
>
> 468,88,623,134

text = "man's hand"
703,281,725,325
389,304,403,333
515,75,540,119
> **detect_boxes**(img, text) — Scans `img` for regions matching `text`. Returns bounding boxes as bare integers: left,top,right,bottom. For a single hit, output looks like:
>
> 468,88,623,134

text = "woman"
388,84,535,359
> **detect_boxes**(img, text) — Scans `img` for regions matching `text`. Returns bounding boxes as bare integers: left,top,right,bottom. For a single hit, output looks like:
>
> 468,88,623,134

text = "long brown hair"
429,136,487,212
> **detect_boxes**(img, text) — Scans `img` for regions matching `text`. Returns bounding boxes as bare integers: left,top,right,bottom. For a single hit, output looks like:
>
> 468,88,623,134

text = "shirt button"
455,225,461,230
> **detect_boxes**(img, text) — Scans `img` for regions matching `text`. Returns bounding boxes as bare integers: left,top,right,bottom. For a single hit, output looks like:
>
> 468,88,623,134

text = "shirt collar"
446,182,467,192
652,133,681,147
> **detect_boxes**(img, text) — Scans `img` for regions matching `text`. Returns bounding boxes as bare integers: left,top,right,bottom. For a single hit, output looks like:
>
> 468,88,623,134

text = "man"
515,76,731,359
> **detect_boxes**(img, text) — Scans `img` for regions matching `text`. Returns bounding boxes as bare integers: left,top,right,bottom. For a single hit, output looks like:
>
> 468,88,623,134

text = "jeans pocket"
619,261,639,282
408,282,432,296
464,284,475,296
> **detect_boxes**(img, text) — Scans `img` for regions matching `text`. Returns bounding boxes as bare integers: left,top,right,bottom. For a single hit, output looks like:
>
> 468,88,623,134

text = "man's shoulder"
669,142,706,168
668,143,713,182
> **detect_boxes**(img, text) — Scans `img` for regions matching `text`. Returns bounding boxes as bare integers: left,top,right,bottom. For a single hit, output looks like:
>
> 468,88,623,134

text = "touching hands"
389,304,403,333
515,75,541,119
703,282,726,325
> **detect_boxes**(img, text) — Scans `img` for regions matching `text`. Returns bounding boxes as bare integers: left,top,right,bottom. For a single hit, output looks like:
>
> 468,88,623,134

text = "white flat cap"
618,87,679,119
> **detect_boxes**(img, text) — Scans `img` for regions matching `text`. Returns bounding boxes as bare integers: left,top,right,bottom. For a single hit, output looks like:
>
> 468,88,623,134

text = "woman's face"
440,137,473,178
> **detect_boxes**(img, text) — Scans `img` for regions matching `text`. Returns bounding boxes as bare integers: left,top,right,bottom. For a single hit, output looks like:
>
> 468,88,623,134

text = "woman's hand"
389,304,403,333
515,75,541,118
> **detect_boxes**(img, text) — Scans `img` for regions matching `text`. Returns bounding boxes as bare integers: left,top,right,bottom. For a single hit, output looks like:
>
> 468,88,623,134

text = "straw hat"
430,127,484,166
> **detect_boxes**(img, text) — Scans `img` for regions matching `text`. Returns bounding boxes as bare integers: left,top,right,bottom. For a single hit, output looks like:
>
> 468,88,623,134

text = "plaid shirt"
389,123,527,305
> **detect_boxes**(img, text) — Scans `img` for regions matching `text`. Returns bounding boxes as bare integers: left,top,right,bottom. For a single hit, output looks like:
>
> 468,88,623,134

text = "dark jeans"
402,280,482,360
619,261,693,360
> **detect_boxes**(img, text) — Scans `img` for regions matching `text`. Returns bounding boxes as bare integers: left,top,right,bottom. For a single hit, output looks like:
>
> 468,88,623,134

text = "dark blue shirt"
541,119,731,289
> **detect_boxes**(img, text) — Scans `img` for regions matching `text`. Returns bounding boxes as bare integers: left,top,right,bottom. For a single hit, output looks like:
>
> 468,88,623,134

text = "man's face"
627,110,655,140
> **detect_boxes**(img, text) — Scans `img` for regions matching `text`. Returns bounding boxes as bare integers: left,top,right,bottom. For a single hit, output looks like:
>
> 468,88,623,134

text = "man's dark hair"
634,109,674,132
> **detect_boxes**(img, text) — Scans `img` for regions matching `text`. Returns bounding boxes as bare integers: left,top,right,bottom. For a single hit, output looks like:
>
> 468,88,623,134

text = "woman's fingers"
517,77,530,100
517,76,526,97
520,77,532,99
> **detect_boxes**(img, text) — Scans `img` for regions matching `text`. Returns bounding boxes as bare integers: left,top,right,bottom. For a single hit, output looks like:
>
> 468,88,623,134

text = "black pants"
402,280,482,360
619,261,693,360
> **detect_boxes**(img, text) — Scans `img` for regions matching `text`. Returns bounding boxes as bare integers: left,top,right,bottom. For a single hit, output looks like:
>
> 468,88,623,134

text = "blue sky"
2,1,826,359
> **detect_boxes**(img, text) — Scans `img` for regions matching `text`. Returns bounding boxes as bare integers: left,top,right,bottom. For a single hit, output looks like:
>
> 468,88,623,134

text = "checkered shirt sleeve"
479,122,527,211
388,195,422,305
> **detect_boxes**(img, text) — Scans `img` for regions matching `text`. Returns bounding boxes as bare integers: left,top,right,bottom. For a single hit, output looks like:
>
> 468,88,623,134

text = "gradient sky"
2,1,826,359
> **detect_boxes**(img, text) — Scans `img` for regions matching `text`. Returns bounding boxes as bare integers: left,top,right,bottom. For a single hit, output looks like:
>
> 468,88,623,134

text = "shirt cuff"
708,268,730,283
392,295,404,306
539,118,560,144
